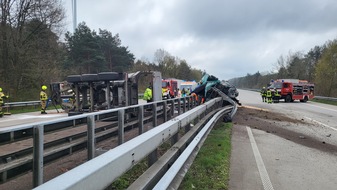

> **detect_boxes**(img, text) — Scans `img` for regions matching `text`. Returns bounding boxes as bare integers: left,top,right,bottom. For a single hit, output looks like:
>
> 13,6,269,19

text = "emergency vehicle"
162,79,178,99
268,79,314,102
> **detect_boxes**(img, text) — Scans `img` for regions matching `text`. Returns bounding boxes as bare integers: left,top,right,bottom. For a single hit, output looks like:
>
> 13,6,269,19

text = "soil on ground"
232,106,337,155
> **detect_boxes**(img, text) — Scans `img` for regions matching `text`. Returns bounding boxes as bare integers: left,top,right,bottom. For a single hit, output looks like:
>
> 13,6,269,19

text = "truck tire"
285,94,292,102
98,72,121,81
81,74,99,82
302,96,308,102
67,75,82,83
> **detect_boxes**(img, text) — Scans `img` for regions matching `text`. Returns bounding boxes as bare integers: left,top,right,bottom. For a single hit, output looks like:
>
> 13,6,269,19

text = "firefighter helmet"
0,88,2,92
42,85,47,90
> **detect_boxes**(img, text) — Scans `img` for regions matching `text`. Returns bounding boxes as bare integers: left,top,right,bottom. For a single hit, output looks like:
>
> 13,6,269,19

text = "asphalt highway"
229,89,337,190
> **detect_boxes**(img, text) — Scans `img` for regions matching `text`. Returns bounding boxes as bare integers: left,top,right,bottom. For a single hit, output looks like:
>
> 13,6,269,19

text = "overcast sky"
62,0,337,80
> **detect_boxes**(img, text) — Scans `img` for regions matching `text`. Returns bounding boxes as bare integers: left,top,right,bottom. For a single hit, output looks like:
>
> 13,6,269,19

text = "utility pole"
72,0,77,32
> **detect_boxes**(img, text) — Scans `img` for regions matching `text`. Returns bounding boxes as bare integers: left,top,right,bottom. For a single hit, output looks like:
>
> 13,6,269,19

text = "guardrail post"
148,149,158,167
118,109,125,145
33,125,44,188
152,103,157,127
185,123,191,133
187,97,191,110
74,83,80,112
138,106,144,134
177,99,181,115
105,81,111,109
89,83,94,112
183,97,186,113
87,115,95,160
170,100,174,118
163,101,167,122
10,132,14,142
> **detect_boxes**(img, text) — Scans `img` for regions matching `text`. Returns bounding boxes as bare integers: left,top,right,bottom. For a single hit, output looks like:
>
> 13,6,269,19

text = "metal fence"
33,97,229,190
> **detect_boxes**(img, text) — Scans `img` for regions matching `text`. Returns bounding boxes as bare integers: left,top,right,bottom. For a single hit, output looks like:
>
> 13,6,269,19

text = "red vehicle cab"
269,79,314,102
162,79,178,99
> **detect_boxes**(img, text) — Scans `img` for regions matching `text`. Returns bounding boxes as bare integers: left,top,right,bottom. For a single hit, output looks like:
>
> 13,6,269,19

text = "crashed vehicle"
50,71,162,115
191,73,240,106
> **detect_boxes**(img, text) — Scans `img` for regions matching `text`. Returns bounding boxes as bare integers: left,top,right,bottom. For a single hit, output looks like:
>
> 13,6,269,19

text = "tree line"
229,39,337,97
0,0,202,101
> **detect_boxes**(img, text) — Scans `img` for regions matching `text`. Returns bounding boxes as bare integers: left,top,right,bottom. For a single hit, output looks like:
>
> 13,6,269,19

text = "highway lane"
0,100,148,129
230,89,337,190
0,110,68,128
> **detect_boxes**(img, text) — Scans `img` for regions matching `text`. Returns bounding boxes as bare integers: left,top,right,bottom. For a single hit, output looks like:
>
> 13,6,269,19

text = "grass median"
179,121,232,190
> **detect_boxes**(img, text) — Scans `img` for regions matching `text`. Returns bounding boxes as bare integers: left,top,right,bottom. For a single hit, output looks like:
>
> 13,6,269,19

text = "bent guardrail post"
87,115,95,160
33,124,44,187
118,109,125,145
211,87,238,119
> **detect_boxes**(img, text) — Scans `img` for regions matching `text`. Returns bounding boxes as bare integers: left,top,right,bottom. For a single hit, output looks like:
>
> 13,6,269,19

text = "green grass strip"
311,98,337,106
179,121,232,190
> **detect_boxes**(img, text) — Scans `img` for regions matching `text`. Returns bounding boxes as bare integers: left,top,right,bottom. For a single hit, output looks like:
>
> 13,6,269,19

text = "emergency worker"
0,88,9,117
273,88,281,103
260,87,267,102
40,85,48,114
177,88,182,98
266,88,272,104
182,88,186,97
190,92,198,104
143,85,153,103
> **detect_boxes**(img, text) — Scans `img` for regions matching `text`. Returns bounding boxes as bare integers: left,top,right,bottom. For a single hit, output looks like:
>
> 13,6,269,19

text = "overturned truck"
50,71,162,115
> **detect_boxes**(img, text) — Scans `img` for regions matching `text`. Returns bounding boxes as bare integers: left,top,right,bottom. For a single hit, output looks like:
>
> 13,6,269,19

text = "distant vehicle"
268,79,314,102
50,71,162,115
162,79,178,99
180,81,198,92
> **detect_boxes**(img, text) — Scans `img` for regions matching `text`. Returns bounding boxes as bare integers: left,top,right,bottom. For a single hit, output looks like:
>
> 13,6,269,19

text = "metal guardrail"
3,94,146,109
153,106,233,189
33,97,225,190
314,96,337,101
0,96,198,186
4,101,41,108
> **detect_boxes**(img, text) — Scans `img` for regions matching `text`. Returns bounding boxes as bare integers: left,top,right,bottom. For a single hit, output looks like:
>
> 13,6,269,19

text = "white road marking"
305,103,337,113
304,116,337,131
246,126,274,190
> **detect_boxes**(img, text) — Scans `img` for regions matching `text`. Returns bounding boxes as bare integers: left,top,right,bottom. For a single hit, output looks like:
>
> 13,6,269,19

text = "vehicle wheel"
303,96,308,102
67,75,82,83
81,74,99,82
98,72,121,81
285,95,292,102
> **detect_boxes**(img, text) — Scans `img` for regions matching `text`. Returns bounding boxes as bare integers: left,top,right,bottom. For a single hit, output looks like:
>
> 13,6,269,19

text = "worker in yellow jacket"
0,88,9,117
40,85,48,114
143,85,153,103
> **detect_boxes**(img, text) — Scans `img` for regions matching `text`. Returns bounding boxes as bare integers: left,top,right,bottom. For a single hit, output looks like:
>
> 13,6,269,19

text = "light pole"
72,0,77,32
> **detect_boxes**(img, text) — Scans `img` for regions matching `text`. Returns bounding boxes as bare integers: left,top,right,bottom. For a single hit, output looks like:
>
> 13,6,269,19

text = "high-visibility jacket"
266,90,272,97
274,90,280,97
260,89,267,96
0,92,5,104
143,88,152,101
40,91,48,101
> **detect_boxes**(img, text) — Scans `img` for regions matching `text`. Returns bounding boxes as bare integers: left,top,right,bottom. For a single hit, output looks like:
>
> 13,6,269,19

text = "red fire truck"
162,79,178,99
268,79,314,102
